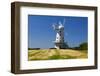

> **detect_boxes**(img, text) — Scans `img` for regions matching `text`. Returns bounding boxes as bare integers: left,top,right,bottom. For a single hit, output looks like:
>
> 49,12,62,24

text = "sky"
28,15,88,48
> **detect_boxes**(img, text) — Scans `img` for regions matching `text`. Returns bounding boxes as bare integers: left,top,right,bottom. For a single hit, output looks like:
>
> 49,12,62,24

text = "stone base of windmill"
54,42,68,49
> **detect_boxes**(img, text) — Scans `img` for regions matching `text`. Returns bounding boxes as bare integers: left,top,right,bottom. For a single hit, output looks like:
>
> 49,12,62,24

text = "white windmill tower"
53,19,67,49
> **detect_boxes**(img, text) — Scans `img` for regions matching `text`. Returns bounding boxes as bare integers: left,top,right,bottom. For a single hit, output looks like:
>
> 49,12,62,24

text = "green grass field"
28,49,88,61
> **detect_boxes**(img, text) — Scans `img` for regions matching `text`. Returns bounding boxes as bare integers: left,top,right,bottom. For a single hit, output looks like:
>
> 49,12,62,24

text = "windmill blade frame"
63,18,66,26
52,23,58,30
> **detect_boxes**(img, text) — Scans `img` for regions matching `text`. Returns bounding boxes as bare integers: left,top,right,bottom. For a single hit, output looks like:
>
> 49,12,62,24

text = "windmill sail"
63,18,66,26
52,23,59,31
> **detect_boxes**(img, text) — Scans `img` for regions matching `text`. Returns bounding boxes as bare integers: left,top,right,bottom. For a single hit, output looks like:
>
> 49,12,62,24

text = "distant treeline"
71,42,88,50
28,48,40,50
28,48,56,50
28,42,88,50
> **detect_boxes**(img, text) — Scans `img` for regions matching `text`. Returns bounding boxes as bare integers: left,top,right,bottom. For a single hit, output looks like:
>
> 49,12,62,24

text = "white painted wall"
0,0,100,76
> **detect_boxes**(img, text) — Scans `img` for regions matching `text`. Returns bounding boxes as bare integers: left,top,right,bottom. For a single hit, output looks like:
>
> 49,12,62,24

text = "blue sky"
28,15,88,48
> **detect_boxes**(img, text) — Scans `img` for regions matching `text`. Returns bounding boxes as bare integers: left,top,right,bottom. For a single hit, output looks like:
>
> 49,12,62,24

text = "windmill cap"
59,25,64,29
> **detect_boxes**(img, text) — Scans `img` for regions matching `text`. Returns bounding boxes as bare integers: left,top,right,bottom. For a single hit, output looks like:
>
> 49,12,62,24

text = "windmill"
52,19,68,49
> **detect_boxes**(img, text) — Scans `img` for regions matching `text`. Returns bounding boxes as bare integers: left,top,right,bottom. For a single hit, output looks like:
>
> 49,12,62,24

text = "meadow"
28,49,88,60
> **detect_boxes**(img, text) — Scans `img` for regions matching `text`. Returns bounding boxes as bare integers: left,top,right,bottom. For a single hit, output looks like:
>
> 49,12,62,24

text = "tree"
79,42,88,50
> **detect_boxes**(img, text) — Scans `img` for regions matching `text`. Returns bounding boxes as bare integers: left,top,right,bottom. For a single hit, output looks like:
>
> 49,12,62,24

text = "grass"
28,49,88,61
49,55,76,59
